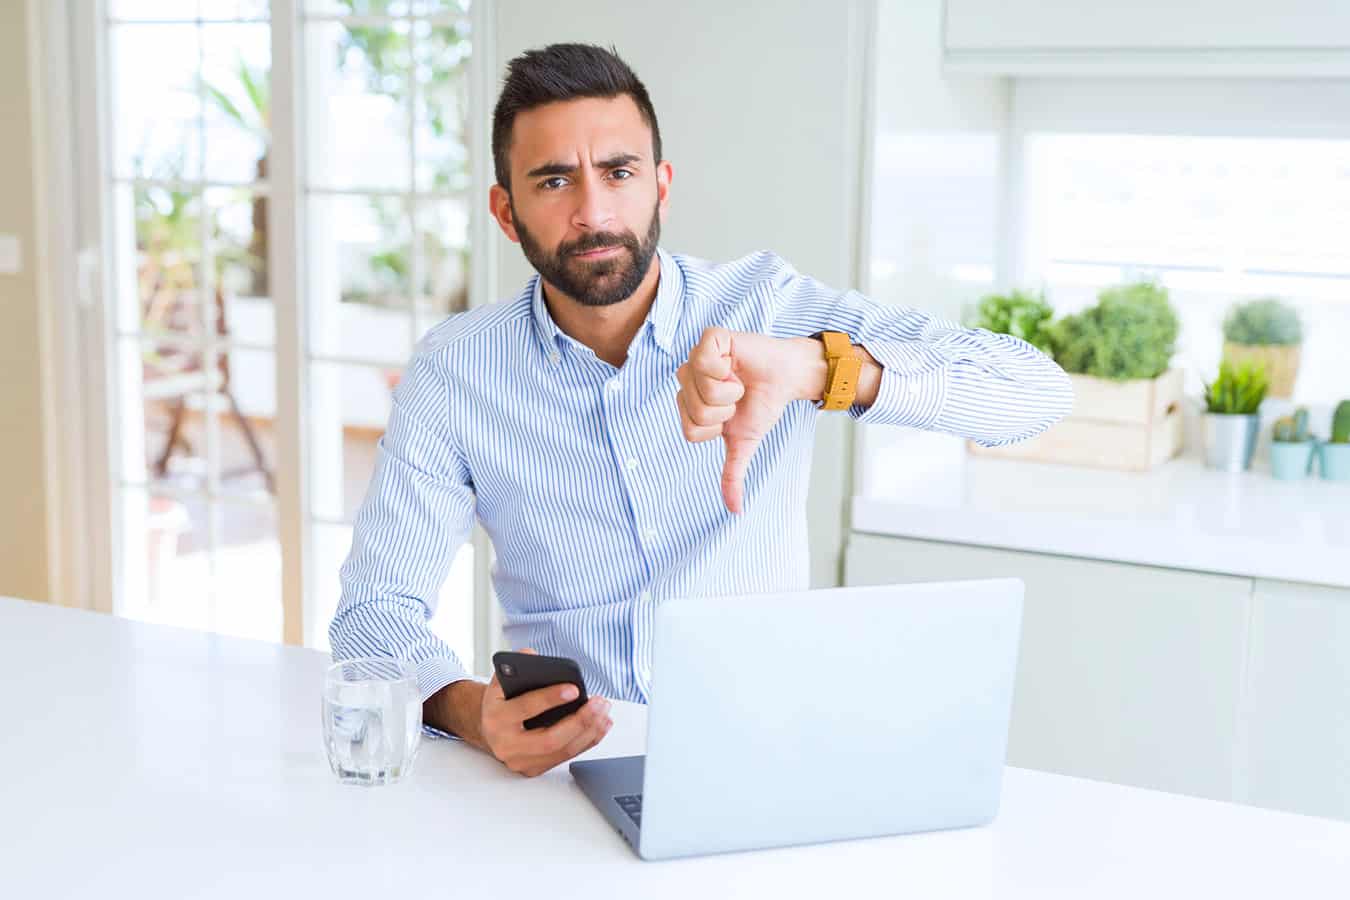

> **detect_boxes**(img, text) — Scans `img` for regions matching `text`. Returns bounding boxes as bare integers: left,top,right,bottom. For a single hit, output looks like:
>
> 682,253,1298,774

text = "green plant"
1223,298,1302,346
1332,400,1350,444
202,56,271,296
1272,407,1311,443
1203,359,1269,415
962,290,1055,354
1047,281,1179,381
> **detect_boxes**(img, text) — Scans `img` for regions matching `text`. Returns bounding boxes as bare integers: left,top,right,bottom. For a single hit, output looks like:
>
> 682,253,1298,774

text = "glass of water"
322,657,422,786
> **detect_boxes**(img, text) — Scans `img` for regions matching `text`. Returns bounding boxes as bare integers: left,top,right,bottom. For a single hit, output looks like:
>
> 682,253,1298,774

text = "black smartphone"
492,651,588,730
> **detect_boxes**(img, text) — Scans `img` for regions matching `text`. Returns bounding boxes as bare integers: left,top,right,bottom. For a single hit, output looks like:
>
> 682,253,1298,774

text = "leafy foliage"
962,290,1055,354
1204,359,1269,415
1047,282,1179,381
1223,298,1302,346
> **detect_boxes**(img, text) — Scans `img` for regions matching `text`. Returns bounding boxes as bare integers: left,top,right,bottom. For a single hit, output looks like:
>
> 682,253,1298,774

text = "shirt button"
606,378,622,393
643,527,658,544
908,381,920,396
625,457,639,472
549,351,561,365
638,590,651,603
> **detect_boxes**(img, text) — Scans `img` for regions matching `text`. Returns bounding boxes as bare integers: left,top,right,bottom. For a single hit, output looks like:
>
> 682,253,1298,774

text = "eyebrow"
525,153,642,179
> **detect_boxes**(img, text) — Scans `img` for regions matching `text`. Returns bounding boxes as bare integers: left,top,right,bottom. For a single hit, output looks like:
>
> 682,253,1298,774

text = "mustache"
561,233,637,257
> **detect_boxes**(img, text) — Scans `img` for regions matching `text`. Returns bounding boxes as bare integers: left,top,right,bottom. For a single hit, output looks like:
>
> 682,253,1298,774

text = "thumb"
520,647,537,655
721,435,759,515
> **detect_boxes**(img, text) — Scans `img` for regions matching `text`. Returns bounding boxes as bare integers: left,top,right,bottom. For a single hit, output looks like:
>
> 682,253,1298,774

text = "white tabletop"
5,596,1349,898
853,432,1350,588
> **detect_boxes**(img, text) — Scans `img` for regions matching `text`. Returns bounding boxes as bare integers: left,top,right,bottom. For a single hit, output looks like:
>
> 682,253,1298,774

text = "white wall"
492,0,874,585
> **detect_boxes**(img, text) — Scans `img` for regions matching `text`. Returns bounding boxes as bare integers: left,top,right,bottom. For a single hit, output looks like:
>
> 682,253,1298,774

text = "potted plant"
1222,298,1302,399
1202,359,1269,472
962,289,1055,354
967,281,1185,471
1048,281,1179,384
1269,407,1316,480
1319,400,1350,481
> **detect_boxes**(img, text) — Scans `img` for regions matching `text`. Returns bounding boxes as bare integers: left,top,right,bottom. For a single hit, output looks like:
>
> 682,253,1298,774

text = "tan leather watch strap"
814,331,862,411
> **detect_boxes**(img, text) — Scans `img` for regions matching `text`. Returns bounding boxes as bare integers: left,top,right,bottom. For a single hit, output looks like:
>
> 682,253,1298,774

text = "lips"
574,245,623,259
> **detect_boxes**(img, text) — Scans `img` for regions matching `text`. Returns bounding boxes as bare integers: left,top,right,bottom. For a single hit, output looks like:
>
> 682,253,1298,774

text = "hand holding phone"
478,648,612,778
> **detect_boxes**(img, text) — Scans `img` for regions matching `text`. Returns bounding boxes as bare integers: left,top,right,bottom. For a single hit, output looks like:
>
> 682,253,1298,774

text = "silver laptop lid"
638,578,1024,860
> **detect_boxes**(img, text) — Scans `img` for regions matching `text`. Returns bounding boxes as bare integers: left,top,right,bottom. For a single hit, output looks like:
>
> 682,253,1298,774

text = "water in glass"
323,658,422,786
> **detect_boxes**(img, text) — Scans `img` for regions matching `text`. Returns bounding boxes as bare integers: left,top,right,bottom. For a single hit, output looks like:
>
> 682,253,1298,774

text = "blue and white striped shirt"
330,247,1071,727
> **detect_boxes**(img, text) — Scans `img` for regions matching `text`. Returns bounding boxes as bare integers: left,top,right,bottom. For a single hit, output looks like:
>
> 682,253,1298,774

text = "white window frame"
34,0,501,669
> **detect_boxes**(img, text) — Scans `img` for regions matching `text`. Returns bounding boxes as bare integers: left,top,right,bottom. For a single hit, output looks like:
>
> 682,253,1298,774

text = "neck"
542,252,662,368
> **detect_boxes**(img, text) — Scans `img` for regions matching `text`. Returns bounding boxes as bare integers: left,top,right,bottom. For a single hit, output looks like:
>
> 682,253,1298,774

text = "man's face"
492,95,672,307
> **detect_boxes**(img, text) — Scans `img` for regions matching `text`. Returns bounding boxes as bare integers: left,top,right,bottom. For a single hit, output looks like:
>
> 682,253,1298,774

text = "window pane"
199,0,271,18
307,193,414,364
214,347,277,500
110,25,201,181
305,0,414,15
309,361,393,522
109,0,199,21
209,186,271,331
118,486,281,643
118,336,212,493
305,21,412,191
202,24,272,183
413,19,471,192
414,194,470,333
1024,134,1350,404
125,183,206,338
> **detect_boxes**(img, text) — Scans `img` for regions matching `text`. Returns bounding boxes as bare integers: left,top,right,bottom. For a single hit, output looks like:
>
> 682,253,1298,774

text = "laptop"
570,578,1024,861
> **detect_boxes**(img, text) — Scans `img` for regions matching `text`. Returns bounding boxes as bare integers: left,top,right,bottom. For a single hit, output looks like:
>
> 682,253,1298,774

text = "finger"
722,435,759,515
676,388,726,439
689,327,733,380
501,681,583,725
693,370,744,407
517,707,613,775
527,696,610,755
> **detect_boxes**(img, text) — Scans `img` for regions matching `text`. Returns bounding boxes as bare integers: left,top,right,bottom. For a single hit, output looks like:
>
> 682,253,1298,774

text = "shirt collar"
530,246,683,359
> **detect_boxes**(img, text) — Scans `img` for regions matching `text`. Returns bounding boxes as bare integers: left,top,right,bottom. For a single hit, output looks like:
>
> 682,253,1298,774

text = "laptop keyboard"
614,793,643,827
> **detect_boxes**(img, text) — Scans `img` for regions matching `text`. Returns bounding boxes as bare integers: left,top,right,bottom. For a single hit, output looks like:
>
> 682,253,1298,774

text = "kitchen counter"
852,431,1350,588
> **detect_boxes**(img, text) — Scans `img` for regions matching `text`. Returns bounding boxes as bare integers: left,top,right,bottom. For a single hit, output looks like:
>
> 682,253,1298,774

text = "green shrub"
962,290,1055,354
1204,359,1269,415
1048,282,1179,381
1223,298,1302,346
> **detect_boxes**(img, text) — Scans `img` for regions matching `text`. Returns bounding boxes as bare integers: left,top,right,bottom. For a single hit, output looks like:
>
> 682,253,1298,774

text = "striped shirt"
330,247,1071,735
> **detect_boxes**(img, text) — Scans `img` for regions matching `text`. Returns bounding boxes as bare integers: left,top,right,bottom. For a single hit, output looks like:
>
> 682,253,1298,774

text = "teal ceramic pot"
1270,441,1316,480
1319,442,1350,481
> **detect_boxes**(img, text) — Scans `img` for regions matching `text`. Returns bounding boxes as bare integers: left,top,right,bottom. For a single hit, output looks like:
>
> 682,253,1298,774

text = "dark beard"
511,198,661,308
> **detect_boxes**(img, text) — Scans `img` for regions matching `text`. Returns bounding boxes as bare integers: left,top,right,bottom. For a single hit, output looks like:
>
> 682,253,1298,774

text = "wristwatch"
811,331,862,411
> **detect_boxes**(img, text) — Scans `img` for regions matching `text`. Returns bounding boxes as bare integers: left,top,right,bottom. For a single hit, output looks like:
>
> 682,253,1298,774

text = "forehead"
509,95,652,174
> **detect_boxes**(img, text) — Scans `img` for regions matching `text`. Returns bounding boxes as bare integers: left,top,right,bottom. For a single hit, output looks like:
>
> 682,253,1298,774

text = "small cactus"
1272,407,1311,443
1333,400,1350,444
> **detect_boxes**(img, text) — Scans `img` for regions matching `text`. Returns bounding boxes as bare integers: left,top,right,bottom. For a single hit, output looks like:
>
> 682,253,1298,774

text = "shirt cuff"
417,657,481,742
850,342,949,428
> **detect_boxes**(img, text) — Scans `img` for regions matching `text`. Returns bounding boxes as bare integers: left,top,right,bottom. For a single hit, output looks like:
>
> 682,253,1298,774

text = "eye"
609,169,634,181
540,176,567,190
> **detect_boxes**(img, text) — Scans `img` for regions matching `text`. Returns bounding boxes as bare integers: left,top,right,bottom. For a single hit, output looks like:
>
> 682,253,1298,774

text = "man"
331,43,1072,778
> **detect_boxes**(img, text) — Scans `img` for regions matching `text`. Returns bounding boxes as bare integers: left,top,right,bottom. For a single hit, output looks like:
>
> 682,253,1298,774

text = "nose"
570,171,616,233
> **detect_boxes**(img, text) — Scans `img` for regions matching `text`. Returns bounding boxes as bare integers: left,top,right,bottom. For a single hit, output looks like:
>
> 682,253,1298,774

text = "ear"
488,183,520,244
655,160,674,223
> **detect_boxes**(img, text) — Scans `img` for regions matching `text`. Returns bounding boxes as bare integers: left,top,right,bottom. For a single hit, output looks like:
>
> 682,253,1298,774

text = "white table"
5,596,1349,898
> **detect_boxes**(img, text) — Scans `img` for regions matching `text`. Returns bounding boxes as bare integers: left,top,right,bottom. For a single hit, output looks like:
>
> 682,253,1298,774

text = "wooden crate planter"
967,368,1184,472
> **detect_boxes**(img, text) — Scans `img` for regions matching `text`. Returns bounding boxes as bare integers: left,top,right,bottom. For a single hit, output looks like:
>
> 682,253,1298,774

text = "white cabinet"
845,534,1253,801
1241,579,1350,821
942,0,1350,76
845,533,1350,821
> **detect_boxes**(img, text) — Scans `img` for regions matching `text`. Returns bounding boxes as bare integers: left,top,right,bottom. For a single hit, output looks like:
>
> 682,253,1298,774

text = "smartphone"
492,651,588,730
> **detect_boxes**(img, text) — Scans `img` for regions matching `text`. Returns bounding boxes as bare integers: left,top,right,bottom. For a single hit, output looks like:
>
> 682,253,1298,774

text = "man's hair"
492,43,663,191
